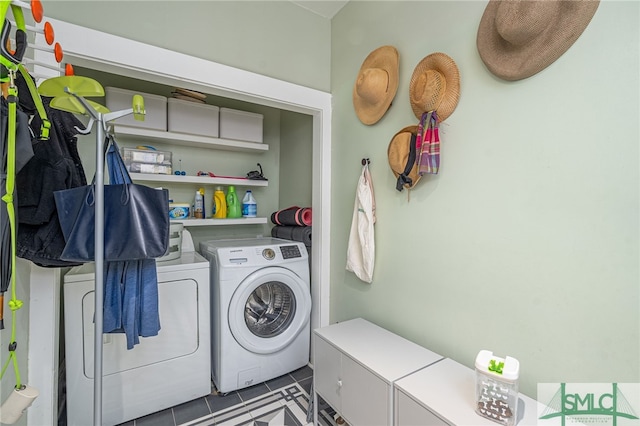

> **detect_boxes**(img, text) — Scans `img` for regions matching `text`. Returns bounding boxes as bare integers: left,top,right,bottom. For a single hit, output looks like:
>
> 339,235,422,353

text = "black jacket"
15,72,88,267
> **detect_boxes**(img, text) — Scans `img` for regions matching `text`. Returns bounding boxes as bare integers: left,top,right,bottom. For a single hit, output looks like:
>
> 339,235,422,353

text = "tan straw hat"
477,0,600,81
388,125,421,191
353,45,399,125
409,53,460,122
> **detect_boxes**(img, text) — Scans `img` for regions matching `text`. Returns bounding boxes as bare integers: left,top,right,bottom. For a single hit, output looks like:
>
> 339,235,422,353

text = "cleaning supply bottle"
226,186,242,218
242,190,257,218
213,187,227,219
194,188,205,219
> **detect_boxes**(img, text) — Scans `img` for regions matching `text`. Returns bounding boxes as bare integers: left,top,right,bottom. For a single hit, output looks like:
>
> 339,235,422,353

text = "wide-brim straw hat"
353,45,399,125
409,52,460,122
477,0,599,81
388,125,420,191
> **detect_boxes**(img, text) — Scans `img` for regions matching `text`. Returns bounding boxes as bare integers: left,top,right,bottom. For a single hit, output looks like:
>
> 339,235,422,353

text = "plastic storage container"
226,186,241,218
167,98,220,137
126,163,172,174
242,190,257,218
106,87,167,131
169,203,190,220
219,107,263,143
122,147,172,165
475,350,520,426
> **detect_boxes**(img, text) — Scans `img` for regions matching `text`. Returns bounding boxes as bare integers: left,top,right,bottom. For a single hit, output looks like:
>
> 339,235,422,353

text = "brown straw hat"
409,53,460,122
477,0,600,81
388,125,421,191
353,46,399,125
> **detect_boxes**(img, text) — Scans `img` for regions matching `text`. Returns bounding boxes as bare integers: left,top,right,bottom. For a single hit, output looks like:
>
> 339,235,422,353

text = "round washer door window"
245,281,296,338
228,266,311,354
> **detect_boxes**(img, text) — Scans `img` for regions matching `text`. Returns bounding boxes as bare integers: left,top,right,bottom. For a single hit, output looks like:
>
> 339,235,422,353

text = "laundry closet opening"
72,66,314,249
56,66,316,422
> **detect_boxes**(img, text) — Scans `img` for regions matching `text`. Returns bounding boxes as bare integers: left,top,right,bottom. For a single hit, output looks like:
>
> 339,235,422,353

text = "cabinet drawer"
342,355,388,426
396,389,451,426
314,335,342,412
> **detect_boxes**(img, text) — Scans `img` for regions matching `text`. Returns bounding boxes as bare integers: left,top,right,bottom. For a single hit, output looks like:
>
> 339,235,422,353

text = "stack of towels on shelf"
270,206,312,254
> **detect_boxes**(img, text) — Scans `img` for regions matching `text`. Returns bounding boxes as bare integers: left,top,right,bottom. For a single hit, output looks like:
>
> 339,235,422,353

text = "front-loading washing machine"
63,247,211,426
200,237,311,393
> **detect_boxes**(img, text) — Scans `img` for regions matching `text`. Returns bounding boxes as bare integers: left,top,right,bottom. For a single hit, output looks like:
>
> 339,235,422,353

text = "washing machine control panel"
260,245,301,260
279,245,302,259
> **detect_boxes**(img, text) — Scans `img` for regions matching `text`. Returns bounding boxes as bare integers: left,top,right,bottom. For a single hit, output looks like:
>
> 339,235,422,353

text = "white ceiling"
290,1,350,19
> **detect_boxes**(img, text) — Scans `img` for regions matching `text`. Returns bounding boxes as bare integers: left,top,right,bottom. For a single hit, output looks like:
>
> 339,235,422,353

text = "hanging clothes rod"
8,38,63,62
8,20,54,45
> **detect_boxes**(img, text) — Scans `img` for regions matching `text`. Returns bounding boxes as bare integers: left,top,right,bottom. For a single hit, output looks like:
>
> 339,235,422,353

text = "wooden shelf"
174,217,268,227
130,173,268,187
113,125,269,152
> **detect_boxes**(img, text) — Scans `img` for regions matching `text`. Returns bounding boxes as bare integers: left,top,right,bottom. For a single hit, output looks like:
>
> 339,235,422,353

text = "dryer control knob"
262,248,275,260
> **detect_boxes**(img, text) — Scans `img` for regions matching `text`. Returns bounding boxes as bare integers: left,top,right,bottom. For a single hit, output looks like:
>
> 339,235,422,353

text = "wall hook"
361,158,370,166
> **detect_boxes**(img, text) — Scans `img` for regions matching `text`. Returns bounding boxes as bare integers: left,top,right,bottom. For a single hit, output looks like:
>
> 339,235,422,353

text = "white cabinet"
112,125,269,227
394,358,542,426
313,318,443,426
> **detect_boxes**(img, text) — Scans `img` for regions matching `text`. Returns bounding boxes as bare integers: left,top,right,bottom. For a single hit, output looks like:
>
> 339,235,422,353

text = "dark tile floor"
116,365,335,426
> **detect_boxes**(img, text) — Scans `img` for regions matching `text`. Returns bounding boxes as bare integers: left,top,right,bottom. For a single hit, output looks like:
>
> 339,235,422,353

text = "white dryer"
200,237,311,394
63,249,211,426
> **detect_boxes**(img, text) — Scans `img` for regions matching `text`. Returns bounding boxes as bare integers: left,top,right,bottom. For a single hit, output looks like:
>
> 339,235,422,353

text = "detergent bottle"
213,187,227,219
242,190,257,218
226,186,242,218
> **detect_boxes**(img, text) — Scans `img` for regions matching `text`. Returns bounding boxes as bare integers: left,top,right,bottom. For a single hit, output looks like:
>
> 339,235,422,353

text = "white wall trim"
26,262,61,426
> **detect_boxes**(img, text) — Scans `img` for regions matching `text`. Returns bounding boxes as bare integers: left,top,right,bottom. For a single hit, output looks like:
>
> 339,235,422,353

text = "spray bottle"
194,188,205,219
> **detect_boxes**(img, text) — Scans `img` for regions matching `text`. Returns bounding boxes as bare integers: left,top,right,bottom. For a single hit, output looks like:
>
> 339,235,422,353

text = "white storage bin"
168,98,219,137
106,87,167,131
125,162,172,175
122,147,172,165
219,107,263,143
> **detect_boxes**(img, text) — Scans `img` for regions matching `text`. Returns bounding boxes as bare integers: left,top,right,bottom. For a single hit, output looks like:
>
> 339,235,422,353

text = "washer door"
228,266,311,354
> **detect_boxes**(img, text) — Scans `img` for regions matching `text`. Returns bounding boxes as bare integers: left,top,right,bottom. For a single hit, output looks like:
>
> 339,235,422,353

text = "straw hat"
477,0,600,81
388,125,420,191
353,46,399,125
409,53,460,122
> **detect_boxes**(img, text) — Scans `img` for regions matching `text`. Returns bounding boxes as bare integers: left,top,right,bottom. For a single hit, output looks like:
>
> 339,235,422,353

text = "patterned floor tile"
178,382,323,426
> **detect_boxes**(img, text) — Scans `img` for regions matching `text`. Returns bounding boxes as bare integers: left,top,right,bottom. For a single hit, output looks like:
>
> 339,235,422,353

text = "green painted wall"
4,0,637,416
279,111,313,208
43,1,331,92
330,1,639,398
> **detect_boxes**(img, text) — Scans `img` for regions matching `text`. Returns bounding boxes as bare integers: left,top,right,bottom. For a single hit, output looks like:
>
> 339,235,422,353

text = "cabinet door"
314,335,342,412
396,390,451,426
342,355,389,426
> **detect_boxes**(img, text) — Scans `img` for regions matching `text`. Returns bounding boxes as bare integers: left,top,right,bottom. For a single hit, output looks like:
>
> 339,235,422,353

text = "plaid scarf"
417,111,440,175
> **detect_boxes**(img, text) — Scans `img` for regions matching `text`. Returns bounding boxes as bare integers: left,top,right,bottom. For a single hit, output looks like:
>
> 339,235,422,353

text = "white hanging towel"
346,163,376,283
